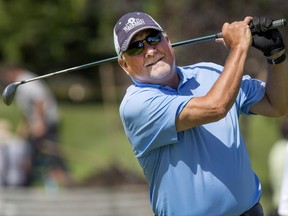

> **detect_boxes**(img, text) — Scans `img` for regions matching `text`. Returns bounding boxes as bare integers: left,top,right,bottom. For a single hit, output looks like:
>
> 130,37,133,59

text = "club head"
2,82,20,106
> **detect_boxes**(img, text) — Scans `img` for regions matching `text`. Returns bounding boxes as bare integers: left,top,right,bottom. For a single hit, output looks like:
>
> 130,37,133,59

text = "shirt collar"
131,66,192,91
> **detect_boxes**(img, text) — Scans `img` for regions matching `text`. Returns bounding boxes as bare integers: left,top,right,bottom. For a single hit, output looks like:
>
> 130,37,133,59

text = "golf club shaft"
15,18,288,84
14,18,288,85
1,33,222,106
18,33,222,85
19,56,118,85
2,18,287,106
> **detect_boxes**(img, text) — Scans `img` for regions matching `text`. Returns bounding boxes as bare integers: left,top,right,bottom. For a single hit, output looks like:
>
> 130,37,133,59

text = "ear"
118,58,131,76
164,34,172,46
164,34,175,52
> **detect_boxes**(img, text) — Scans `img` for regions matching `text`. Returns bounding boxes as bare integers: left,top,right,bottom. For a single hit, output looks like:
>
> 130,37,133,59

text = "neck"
166,65,179,89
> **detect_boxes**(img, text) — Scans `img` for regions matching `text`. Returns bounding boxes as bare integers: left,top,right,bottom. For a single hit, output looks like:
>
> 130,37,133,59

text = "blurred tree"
0,0,287,101
0,0,90,71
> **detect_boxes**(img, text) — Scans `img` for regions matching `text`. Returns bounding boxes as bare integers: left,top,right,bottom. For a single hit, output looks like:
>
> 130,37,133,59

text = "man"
278,118,288,216
268,117,288,216
114,12,288,215
1,64,71,187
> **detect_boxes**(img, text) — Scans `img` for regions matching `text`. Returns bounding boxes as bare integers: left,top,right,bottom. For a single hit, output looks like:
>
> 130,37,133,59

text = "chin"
151,63,172,79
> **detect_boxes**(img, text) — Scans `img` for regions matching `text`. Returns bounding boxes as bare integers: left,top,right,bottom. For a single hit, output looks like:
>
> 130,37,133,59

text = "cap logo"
123,17,145,33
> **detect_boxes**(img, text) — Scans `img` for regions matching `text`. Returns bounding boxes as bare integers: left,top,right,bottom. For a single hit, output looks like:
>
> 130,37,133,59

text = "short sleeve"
238,75,265,115
120,87,192,157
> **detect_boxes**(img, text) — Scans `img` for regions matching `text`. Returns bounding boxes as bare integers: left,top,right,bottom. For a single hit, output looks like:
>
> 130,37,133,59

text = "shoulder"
120,85,167,114
120,84,187,124
176,62,223,84
180,62,224,73
177,62,224,80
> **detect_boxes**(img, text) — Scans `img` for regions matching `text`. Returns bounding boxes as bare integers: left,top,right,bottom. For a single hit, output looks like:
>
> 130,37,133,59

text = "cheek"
159,40,175,63
125,58,143,74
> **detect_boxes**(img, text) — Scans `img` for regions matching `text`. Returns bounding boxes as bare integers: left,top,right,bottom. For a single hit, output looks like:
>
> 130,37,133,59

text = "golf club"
2,18,287,106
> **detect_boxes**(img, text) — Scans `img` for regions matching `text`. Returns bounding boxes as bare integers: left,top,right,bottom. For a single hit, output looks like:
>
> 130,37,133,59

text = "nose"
144,42,156,57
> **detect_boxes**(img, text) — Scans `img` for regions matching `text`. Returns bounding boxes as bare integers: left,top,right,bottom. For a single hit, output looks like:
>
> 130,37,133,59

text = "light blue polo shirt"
119,62,265,216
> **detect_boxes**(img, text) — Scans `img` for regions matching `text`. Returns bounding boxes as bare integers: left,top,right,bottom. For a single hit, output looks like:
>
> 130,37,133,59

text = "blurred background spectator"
268,117,288,216
278,118,288,216
1,64,73,188
0,118,30,187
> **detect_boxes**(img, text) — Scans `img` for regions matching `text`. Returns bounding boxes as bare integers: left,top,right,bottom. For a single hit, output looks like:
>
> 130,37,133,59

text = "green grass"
0,102,283,214
58,103,142,181
0,102,142,182
242,115,281,214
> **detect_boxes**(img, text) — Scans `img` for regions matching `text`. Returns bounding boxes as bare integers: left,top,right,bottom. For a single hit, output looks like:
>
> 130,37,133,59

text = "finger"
215,38,228,49
215,38,224,44
244,16,253,25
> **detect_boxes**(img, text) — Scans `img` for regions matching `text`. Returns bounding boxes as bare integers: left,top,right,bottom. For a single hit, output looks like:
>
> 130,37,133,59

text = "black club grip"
250,18,287,33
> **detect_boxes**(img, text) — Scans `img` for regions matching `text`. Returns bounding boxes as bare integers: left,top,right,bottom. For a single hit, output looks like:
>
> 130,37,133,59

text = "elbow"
266,106,288,118
215,108,229,121
207,93,234,122
272,100,288,117
209,103,230,122
280,101,288,116
274,107,288,117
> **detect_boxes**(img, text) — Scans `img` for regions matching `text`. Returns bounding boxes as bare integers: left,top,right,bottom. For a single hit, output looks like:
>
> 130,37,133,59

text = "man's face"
118,29,176,86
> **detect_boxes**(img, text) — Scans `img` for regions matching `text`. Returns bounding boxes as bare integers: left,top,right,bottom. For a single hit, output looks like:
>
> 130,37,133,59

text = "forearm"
210,17,251,111
209,45,248,110
249,16,288,116
265,50,288,116
176,17,252,131
176,46,248,131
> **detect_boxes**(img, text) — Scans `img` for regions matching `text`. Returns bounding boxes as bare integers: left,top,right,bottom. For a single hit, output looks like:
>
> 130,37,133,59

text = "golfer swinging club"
114,12,288,216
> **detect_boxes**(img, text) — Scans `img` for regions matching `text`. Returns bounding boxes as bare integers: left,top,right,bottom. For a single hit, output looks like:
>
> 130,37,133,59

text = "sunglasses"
125,31,163,56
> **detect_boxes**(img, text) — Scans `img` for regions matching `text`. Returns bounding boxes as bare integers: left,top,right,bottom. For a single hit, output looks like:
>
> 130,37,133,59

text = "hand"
249,16,273,33
251,16,285,56
221,17,253,50
30,120,47,138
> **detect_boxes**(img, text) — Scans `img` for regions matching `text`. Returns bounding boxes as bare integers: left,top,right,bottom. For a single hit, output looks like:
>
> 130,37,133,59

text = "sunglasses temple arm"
171,32,222,48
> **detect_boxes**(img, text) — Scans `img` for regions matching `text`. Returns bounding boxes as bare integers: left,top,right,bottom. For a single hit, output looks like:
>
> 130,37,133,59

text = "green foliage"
0,0,97,71
1,0,287,74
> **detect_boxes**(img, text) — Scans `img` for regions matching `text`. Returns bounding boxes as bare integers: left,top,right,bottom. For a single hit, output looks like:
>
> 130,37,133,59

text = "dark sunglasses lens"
126,42,144,56
147,33,162,45
125,32,162,56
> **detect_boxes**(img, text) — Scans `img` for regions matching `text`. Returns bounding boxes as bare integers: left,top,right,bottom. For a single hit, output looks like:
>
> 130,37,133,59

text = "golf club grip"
272,19,287,28
216,18,287,39
250,18,287,33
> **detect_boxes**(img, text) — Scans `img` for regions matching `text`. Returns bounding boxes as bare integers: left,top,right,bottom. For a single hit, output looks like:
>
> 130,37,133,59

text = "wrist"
266,49,286,65
267,49,285,58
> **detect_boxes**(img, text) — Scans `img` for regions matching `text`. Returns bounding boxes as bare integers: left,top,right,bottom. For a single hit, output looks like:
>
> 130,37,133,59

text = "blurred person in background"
0,118,30,187
270,116,288,216
278,147,288,216
1,63,72,188
268,117,288,216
